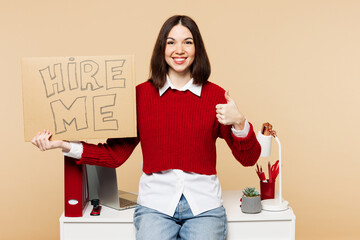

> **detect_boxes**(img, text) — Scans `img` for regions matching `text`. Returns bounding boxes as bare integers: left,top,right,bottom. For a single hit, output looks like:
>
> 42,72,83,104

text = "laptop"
86,165,137,210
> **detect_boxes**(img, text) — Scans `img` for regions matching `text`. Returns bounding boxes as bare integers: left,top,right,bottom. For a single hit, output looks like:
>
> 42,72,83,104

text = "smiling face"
165,24,195,77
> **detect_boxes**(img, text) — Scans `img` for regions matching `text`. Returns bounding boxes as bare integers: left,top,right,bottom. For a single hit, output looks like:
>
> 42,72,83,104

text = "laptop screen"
86,165,137,210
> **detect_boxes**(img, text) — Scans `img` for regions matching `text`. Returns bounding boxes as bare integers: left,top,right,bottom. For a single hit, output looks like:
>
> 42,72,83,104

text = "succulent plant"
242,187,260,197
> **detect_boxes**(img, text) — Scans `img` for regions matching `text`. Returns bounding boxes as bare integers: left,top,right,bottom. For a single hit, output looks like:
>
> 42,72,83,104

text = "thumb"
225,90,232,103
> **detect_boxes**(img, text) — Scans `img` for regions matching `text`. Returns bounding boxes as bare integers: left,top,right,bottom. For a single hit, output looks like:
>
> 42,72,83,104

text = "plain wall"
1,0,359,239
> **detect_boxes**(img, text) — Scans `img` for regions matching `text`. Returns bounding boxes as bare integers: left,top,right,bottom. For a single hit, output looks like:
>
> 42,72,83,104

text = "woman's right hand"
31,130,71,152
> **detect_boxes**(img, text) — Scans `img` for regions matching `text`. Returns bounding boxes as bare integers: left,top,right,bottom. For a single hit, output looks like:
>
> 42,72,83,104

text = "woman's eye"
185,41,193,45
167,41,174,45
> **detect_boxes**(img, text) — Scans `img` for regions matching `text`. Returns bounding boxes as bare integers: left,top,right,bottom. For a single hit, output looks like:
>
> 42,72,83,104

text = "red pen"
256,164,266,181
268,161,272,183
271,160,279,182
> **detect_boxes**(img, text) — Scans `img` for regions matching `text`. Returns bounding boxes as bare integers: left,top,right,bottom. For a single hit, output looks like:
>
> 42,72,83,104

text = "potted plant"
241,187,262,214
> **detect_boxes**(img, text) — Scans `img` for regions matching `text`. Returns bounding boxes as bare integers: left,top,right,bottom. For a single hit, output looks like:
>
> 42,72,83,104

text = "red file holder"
64,156,89,217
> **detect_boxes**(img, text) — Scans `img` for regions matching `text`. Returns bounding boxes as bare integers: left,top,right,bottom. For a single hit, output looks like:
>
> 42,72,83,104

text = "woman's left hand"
216,90,246,130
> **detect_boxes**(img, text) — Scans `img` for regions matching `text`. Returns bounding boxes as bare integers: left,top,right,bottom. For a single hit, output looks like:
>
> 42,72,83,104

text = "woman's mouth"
173,57,187,65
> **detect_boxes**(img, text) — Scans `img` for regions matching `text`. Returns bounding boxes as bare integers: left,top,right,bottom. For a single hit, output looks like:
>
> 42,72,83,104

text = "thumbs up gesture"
216,90,246,130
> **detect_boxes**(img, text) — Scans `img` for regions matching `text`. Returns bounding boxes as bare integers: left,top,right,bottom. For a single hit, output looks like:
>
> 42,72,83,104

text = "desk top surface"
60,191,295,223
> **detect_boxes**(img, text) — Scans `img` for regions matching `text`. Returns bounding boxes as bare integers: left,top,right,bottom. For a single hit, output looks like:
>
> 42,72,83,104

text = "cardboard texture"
22,55,137,141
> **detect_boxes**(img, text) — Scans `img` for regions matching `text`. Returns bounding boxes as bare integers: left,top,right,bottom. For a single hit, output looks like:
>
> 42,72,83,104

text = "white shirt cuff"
62,142,83,159
231,119,250,138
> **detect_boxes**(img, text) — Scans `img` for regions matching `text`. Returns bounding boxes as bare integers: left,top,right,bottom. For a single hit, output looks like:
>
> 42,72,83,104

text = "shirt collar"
159,75,202,97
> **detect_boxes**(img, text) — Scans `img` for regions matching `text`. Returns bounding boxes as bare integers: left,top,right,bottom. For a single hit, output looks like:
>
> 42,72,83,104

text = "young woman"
33,15,261,240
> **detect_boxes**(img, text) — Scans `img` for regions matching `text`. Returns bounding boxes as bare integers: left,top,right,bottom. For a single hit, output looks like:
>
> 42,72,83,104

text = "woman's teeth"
173,58,186,64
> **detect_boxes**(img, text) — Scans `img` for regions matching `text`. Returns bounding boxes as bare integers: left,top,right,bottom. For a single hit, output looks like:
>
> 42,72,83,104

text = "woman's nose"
175,43,184,54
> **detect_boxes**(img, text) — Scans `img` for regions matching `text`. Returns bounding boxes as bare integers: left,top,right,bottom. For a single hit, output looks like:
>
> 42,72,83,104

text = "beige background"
1,0,359,239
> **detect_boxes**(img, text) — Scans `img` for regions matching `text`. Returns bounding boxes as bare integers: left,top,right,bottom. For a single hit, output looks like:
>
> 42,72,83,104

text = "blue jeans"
134,195,227,240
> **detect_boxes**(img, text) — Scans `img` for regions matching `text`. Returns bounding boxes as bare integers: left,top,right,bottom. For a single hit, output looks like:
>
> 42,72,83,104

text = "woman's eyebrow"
167,37,193,41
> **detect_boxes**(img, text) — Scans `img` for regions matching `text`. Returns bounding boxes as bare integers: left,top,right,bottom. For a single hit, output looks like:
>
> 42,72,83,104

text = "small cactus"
242,187,260,197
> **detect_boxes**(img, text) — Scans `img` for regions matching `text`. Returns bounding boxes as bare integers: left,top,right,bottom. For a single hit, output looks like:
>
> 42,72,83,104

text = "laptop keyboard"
119,197,137,208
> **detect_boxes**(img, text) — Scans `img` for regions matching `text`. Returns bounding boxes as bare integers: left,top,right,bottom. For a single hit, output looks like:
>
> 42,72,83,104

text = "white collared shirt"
64,76,250,216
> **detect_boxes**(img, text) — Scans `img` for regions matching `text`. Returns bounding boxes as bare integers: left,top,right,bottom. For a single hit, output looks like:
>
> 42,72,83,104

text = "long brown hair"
149,15,211,89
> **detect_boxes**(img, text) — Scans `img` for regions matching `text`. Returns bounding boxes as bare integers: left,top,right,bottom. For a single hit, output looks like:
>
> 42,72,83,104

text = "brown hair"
149,15,211,89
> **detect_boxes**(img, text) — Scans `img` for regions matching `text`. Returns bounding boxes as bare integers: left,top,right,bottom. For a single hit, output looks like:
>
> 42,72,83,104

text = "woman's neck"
168,69,192,89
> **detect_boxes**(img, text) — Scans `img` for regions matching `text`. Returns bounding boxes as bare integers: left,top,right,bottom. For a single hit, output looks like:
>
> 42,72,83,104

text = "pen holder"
260,181,275,200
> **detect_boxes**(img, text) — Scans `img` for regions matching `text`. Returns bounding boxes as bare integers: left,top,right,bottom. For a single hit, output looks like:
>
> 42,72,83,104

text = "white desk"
60,191,295,240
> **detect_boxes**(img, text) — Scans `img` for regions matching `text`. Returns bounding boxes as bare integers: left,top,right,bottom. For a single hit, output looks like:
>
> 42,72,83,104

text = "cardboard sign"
22,55,137,141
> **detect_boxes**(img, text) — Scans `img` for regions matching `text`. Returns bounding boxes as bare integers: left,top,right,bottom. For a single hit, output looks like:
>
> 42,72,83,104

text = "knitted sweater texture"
77,81,261,175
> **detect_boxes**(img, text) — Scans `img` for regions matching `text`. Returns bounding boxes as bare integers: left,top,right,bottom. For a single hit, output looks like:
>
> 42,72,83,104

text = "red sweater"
77,81,261,175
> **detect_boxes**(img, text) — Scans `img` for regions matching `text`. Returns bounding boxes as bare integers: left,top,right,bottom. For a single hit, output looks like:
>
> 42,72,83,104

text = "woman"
33,15,261,240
